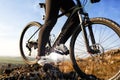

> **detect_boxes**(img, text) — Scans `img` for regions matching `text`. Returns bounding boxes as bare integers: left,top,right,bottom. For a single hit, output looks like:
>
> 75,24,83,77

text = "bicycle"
19,0,120,79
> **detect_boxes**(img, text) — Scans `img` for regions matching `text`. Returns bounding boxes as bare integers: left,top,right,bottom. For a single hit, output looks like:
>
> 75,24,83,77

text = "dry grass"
58,61,74,73
58,49,120,79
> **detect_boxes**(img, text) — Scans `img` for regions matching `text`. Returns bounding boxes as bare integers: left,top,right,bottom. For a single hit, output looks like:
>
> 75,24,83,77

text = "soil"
0,49,120,80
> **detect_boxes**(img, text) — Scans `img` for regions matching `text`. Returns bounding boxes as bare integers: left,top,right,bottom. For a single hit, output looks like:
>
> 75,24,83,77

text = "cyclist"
36,0,80,59
36,0,101,59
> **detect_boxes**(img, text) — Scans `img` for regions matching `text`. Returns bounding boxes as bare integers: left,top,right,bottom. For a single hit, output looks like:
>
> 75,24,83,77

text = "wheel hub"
88,44,104,55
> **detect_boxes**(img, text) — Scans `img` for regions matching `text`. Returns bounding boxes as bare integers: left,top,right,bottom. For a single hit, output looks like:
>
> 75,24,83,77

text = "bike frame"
40,0,96,53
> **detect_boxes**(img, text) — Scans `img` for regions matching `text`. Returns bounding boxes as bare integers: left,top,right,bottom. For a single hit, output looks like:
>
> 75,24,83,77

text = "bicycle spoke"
98,26,106,43
100,33,115,44
76,39,85,46
75,47,86,52
105,44,120,51
103,38,120,49
97,28,107,44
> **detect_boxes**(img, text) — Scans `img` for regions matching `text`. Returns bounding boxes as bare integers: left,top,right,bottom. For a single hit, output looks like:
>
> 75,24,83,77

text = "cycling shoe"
54,44,69,55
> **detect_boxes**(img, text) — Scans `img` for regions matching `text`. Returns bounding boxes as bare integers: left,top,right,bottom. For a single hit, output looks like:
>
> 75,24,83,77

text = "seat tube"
77,11,90,52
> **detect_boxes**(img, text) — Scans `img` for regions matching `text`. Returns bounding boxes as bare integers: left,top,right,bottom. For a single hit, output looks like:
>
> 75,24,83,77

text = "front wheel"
70,17,120,79
19,21,42,65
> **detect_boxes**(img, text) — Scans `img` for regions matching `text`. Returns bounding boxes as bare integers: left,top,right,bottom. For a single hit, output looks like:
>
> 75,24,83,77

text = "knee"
45,18,57,26
43,18,57,30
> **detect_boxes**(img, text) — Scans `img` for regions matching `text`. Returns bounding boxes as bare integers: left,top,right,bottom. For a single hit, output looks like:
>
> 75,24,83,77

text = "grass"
58,49,120,79
0,56,25,64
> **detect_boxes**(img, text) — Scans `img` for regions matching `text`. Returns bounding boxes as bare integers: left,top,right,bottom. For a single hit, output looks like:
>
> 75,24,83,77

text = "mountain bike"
19,0,120,79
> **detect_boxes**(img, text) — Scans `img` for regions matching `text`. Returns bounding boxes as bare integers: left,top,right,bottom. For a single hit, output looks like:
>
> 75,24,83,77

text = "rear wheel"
70,17,120,79
19,21,42,65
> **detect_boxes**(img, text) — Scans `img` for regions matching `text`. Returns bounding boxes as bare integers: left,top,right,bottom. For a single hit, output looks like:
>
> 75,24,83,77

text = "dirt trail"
0,49,120,80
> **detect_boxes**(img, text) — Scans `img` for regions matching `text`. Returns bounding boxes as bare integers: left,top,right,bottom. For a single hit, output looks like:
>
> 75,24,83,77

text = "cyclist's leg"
60,0,75,16
53,0,79,55
59,14,79,44
55,14,79,55
37,0,61,57
59,0,80,44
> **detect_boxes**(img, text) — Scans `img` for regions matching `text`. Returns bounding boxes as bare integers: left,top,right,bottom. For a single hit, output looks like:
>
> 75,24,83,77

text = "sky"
0,0,120,57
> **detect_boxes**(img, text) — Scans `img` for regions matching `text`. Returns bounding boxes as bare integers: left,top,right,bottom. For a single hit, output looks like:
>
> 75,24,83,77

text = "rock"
3,68,12,75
